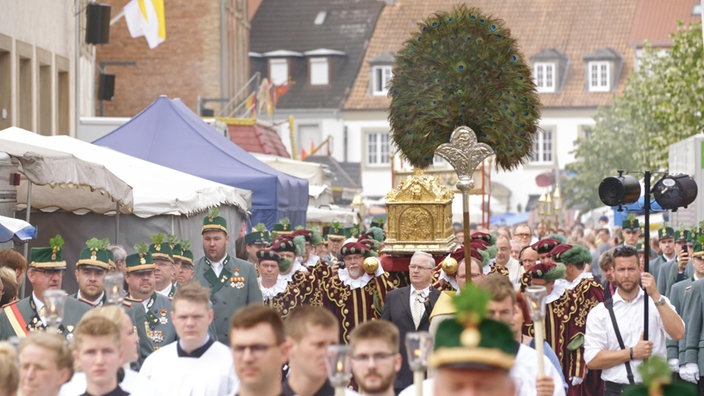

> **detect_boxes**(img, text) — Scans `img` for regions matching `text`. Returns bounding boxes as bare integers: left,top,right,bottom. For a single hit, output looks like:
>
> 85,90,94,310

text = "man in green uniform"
0,235,90,339
193,208,261,345
72,237,113,307
124,245,177,361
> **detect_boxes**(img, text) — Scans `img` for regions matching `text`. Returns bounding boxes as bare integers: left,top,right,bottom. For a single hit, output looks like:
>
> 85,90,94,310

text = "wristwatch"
654,295,666,306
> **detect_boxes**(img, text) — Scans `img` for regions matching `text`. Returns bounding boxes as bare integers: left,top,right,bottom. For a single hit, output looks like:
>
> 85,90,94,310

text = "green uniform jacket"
0,295,90,340
683,278,704,374
194,254,262,345
667,278,693,361
128,292,177,364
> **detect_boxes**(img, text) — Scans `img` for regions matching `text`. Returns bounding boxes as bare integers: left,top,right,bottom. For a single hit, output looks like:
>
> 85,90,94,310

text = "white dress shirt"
409,285,432,318
584,288,681,384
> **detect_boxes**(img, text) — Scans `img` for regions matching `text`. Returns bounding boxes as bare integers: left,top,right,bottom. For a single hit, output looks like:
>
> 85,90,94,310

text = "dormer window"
584,48,623,93
530,49,568,94
588,61,610,92
269,59,288,85
310,58,329,85
369,52,395,96
534,62,556,93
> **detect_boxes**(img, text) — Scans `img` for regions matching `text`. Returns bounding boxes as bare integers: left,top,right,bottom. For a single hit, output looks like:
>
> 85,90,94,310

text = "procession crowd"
0,210,699,396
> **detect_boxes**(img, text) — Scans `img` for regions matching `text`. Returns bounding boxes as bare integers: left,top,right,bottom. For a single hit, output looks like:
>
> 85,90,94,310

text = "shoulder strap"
604,298,635,384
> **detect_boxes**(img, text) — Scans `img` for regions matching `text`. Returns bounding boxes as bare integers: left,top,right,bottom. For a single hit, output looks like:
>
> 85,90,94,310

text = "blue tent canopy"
94,96,308,229
612,196,665,226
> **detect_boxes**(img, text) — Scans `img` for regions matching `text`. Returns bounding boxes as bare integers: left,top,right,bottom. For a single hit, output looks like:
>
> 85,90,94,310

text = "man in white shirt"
494,234,524,290
585,245,684,395
139,282,239,396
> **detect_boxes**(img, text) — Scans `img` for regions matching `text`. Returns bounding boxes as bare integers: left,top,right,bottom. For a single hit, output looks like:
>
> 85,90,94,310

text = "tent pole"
21,181,32,298
115,202,120,244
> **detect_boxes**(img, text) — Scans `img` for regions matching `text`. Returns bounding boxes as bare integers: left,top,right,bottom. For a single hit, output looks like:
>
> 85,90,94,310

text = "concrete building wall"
0,0,83,135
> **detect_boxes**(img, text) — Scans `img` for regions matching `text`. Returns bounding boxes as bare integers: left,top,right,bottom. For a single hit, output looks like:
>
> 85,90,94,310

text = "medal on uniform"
159,309,168,324
230,275,245,289
148,330,164,343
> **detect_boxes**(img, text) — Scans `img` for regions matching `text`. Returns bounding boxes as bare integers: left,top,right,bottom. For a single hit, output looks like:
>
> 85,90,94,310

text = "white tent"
0,127,252,293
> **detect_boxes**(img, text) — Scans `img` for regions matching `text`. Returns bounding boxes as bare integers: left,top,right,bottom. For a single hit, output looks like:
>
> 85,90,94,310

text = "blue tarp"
94,96,308,229
612,196,665,226
490,212,530,226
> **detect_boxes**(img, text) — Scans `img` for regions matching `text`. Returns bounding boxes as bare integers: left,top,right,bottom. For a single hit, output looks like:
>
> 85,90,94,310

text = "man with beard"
0,236,90,339
124,245,176,358
320,241,395,342
72,238,112,307
585,245,684,395
350,320,401,396
193,208,262,345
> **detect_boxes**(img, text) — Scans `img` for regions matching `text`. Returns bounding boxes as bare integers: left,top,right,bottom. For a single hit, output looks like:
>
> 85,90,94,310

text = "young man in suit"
381,250,440,394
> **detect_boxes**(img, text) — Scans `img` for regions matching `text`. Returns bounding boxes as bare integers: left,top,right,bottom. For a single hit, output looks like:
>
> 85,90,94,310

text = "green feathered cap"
370,217,385,229
172,241,194,265
271,217,292,236
323,220,347,240
658,226,674,240
529,262,566,281
125,243,155,273
674,228,690,242
623,356,696,396
430,283,517,370
202,207,228,234
245,223,271,245
30,234,67,270
148,233,174,263
256,249,281,263
76,237,112,271
692,241,704,258
622,214,640,231
551,244,592,266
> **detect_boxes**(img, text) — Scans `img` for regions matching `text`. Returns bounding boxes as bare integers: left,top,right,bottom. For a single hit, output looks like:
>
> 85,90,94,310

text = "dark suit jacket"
380,285,440,391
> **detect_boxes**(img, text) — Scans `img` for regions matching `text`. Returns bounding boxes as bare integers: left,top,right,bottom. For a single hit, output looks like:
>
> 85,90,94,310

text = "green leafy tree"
565,22,704,212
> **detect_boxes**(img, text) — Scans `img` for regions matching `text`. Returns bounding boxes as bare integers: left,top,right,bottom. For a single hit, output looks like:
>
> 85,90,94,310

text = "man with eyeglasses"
230,304,288,396
0,237,90,340
140,281,239,395
381,250,440,394
349,320,402,396
585,245,684,395
513,223,534,247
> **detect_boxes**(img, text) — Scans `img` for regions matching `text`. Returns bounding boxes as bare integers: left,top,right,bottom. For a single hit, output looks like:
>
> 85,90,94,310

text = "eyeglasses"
231,343,278,357
351,352,396,363
613,245,637,257
408,265,434,271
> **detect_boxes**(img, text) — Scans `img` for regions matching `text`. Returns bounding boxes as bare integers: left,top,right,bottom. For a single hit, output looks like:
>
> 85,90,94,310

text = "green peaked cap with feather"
149,233,174,263
202,207,228,234
273,217,293,236
245,223,271,245
125,242,155,273
173,240,194,264
77,237,113,270
30,234,68,270
389,5,540,170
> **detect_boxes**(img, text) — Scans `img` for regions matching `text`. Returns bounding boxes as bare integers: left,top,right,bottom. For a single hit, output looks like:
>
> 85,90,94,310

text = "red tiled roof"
224,119,290,158
346,0,640,111
630,0,700,47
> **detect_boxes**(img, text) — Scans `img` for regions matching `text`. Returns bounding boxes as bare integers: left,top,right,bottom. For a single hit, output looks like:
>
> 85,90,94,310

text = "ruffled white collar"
546,279,569,304
258,277,288,300
337,269,373,289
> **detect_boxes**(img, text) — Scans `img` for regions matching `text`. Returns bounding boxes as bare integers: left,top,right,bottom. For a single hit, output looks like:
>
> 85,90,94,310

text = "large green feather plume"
389,5,541,170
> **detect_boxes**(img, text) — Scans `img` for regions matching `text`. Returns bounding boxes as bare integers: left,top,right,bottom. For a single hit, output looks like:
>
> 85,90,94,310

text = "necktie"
412,290,423,329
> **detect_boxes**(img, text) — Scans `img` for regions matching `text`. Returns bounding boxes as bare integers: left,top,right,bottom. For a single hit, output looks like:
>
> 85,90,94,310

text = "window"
366,132,390,165
588,61,610,92
531,129,553,163
269,59,288,85
534,62,556,93
371,65,392,96
310,57,328,85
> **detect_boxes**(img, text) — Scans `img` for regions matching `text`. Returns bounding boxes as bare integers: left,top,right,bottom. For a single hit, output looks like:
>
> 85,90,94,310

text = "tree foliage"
564,22,704,212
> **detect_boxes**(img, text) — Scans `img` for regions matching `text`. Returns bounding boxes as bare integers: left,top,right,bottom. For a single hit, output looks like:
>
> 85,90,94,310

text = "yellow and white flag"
124,0,166,49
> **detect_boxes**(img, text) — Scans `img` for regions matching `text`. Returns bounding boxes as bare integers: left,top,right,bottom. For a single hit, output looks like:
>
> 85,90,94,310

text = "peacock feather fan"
388,5,541,170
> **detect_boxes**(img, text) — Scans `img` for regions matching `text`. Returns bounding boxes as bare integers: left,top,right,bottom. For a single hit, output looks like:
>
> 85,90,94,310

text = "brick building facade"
96,0,253,117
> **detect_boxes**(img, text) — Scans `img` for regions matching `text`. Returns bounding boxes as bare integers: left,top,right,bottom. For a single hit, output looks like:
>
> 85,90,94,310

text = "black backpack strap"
604,298,635,385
